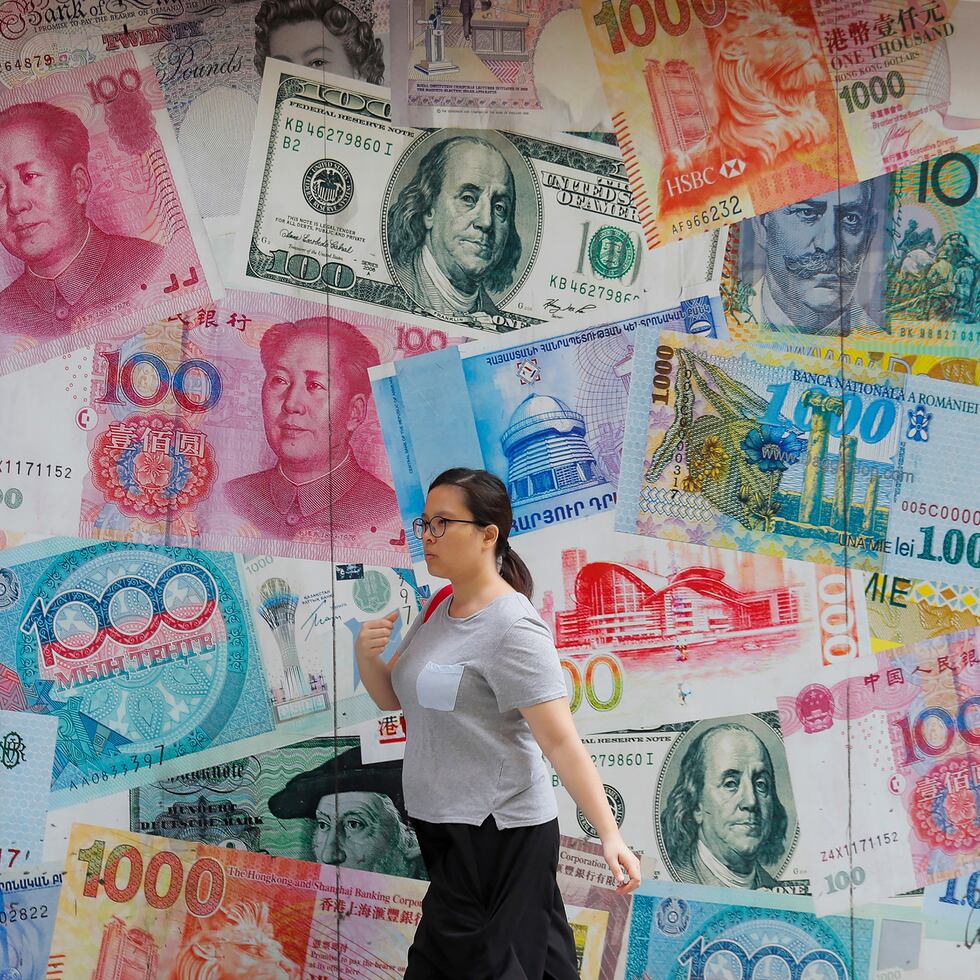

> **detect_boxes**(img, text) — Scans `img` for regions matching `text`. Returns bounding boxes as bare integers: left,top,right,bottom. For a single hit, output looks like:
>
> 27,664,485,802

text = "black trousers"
404,814,580,980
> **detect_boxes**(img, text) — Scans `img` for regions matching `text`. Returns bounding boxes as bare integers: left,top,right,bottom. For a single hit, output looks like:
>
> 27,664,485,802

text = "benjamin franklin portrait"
385,131,538,324
658,718,797,890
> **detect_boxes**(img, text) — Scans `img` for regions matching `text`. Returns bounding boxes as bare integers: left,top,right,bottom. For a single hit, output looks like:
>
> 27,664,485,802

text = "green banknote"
232,61,723,338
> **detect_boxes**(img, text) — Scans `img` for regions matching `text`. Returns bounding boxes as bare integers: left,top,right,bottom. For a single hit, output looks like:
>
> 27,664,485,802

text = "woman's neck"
447,564,513,618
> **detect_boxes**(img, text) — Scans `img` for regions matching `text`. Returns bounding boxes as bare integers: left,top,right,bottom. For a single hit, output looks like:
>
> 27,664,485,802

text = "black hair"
428,467,533,599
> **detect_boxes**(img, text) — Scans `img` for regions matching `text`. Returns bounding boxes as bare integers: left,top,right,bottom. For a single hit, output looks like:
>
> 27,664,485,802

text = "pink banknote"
69,291,461,566
0,51,219,374
778,627,980,912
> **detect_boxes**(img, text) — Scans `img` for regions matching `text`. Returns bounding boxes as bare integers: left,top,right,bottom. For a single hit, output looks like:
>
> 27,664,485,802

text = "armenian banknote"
370,298,725,564
0,0,390,272
624,879,934,980
232,61,725,337
517,512,869,728
722,147,980,355
0,534,419,807
390,0,612,136
616,332,906,570
0,865,63,979
778,627,980,912
581,0,980,251
0,290,460,565
0,52,220,375
0,710,57,870
553,713,811,895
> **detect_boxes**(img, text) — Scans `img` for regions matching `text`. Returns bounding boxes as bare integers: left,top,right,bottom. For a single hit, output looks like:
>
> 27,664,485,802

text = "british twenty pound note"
582,0,980,251
233,61,725,337
520,512,869,728
778,627,980,912
554,712,811,895
722,147,980,355
370,297,725,564
390,0,613,136
0,52,219,374
617,332,905,569
0,291,460,565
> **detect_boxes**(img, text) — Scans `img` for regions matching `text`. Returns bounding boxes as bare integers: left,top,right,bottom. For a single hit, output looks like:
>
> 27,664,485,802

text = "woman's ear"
483,523,499,550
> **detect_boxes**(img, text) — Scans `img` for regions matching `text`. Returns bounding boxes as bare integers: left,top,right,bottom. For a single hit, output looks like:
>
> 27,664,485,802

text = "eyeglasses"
412,516,486,539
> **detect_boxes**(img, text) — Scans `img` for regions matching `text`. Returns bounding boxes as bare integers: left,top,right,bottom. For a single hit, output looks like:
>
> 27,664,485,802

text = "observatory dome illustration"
501,393,606,504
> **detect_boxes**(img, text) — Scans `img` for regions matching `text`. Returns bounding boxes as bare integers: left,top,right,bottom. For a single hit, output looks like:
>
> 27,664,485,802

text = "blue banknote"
923,873,980,943
371,296,725,563
0,866,63,980
0,711,57,868
624,880,929,980
0,538,274,808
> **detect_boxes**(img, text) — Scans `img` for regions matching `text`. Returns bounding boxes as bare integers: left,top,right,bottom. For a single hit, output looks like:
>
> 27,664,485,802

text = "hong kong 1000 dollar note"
722,146,980,356
581,0,980,251
232,61,725,338
0,290,463,566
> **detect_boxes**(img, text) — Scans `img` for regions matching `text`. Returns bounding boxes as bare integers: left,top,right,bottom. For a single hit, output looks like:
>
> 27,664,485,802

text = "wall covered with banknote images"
0,0,978,975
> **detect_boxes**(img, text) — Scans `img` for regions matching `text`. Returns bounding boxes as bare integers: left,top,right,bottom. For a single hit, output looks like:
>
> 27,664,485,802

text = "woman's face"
267,20,358,76
420,484,490,579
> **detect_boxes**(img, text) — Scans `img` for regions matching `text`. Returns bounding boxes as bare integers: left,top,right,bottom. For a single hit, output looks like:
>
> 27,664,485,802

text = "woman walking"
355,467,641,979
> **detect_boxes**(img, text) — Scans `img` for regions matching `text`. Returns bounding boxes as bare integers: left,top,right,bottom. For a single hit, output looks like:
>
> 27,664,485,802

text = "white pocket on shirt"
416,662,464,711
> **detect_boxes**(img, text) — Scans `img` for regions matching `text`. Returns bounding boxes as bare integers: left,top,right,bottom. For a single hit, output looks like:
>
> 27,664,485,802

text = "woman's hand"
601,830,641,894
355,610,399,659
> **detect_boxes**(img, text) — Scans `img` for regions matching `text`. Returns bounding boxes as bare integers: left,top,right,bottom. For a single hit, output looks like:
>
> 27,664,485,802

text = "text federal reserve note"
233,61,725,336
582,0,980,251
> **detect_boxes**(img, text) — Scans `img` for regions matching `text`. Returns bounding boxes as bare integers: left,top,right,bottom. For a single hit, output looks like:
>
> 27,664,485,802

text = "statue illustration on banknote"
0,103,164,338
386,132,532,320
267,745,425,877
658,718,795,891
224,316,402,540
254,0,386,82
726,178,885,336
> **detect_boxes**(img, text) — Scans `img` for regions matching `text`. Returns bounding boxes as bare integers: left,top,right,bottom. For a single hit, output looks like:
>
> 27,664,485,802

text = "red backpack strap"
422,584,453,624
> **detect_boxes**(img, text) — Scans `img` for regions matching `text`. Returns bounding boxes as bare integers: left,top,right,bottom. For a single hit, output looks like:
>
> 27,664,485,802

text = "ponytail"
499,542,534,600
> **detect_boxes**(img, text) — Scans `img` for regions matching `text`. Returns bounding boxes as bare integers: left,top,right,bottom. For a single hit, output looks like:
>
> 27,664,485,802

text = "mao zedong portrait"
749,181,879,336
223,316,400,539
661,723,788,889
387,135,523,319
268,747,426,878
0,103,164,336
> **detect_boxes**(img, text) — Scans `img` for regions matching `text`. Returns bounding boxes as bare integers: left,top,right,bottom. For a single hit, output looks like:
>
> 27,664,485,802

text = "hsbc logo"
665,158,748,197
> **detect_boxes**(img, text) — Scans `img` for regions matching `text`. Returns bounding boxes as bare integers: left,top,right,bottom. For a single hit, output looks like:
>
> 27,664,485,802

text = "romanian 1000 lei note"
778,627,980,913
581,0,980,251
722,146,980,355
232,61,725,337
616,333,906,570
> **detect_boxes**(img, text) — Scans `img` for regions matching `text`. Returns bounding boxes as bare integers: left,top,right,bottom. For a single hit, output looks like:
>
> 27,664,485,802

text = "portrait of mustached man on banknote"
0,103,164,338
740,177,885,337
223,316,401,540
386,133,525,320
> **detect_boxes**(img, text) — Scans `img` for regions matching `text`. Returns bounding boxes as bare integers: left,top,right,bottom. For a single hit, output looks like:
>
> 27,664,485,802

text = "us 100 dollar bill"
233,61,724,337
581,0,980,251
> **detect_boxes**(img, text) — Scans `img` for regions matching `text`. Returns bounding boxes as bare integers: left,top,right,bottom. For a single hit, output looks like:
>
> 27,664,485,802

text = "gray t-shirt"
390,591,568,828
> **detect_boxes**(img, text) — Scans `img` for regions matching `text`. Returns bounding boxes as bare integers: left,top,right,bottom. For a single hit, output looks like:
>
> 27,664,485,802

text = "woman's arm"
354,611,402,711
521,697,641,893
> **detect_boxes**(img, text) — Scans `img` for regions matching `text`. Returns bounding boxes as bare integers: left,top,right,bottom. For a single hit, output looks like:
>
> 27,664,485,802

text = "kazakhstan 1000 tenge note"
554,713,811,894
778,626,980,913
0,52,220,375
0,534,419,807
371,296,725,564
582,0,980,250
616,332,905,570
0,290,461,566
233,61,725,337
722,146,980,355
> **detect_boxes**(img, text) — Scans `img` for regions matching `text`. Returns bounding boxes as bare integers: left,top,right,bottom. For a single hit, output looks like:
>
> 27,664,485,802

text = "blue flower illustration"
741,426,806,472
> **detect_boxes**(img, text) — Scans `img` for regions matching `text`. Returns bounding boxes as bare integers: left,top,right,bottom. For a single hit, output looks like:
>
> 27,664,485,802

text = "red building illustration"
93,916,159,979
549,554,801,651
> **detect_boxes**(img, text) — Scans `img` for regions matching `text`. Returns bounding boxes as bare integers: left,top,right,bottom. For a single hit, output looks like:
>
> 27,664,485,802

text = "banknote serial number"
0,460,71,479
0,905,48,924
589,752,653,767
671,197,742,235
282,118,393,156
65,740,208,791
820,832,899,863
547,276,639,304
